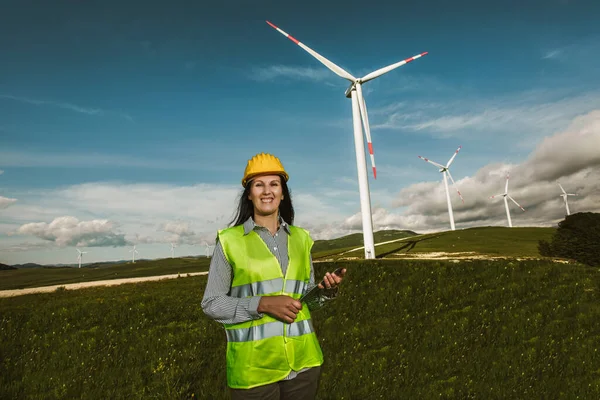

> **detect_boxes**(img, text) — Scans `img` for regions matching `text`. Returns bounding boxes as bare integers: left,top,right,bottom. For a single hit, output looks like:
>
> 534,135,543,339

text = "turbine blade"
567,193,578,196
558,183,566,194
446,170,464,203
508,195,525,211
360,52,428,83
418,156,445,169
505,174,510,193
355,84,376,179
446,145,462,168
266,21,356,82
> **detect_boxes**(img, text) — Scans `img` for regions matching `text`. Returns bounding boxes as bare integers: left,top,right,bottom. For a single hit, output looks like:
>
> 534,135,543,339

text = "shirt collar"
243,216,291,236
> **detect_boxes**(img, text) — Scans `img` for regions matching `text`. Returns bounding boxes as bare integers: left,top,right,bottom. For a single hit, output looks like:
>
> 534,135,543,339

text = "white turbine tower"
418,146,464,231
490,174,525,227
266,21,427,259
76,248,87,269
170,243,177,258
129,245,139,263
202,242,214,258
558,183,578,216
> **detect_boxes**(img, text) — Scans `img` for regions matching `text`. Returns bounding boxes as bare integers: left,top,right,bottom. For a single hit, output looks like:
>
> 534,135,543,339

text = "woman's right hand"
257,295,303,324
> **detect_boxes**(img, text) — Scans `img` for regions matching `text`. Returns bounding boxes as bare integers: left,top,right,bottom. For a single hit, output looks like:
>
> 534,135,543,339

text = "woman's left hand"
318,268,346,290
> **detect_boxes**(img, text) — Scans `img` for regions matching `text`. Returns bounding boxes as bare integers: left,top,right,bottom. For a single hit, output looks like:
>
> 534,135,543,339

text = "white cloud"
540,37,600,65
542,49,562,60
388,110,600,231
251,65,334,82
0,150,196,170
0,146,242,172
3,110,599,256
0,196,17,209
371,90,600,141
1,183,242,249
159,220,202,245
0,94,133,122
0,170,4,175
16,216,129,247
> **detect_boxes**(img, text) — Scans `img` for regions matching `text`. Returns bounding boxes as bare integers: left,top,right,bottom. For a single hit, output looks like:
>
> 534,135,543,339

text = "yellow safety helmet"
242,153,289,187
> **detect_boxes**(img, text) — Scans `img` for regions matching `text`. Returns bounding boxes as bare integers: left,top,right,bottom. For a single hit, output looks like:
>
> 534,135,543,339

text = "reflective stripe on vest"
230,278,283,297
230,278,307,298
226,319,315,343
284,279,308,296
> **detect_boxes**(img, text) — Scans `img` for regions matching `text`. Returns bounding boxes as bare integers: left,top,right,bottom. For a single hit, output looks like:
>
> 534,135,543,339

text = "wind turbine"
76,248,87,269
490,174,525,227
129,245,139,263
558,183,578,216
202,242,214,258
418,146,464,231
266,21,427,259
170,243,177,258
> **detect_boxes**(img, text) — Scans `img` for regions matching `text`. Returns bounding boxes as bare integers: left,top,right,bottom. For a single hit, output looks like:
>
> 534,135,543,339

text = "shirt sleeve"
201,241,264,324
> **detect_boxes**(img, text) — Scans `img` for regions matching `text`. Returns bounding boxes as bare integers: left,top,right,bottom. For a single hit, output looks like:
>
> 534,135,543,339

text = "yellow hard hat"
242,153,289,187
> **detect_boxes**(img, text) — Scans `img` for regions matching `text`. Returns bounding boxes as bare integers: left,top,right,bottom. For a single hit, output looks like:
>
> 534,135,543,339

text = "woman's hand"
258,295,303,324
318,268,346,290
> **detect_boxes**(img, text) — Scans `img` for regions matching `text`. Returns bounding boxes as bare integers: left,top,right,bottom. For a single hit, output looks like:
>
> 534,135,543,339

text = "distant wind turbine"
418,146,464,231
203,242,214,258
490,174,525,227
266,21,427,259
76,248,87,269
170,243,177,258
129,245,139,263
558,183,578,216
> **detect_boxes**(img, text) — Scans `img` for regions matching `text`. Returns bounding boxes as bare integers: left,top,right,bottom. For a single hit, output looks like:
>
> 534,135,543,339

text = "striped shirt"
201,216,337,381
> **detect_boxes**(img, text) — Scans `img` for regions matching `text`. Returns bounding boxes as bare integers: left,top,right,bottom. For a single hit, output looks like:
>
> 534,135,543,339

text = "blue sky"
1,0,600,264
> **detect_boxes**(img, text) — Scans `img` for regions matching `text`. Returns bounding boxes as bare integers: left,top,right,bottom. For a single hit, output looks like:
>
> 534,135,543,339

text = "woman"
202,152,345,400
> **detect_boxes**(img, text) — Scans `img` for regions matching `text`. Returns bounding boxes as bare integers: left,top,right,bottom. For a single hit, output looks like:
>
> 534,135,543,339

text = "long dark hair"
229,176,295,227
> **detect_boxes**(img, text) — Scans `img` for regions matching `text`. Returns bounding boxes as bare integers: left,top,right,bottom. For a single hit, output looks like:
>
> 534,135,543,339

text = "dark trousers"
230,366,321,400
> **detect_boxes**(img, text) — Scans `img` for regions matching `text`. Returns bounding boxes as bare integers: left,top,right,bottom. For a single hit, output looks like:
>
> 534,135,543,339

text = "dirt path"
0,271,209,298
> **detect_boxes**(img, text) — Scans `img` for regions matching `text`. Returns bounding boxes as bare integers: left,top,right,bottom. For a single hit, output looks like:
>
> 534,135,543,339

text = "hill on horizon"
312,229,417,255
0,263,17,271
335,226,557,260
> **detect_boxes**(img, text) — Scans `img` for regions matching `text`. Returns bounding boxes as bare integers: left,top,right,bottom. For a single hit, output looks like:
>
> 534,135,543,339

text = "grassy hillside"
1,259,598,399
337,227,557,259
0,257,211,291
312,229,416,257
1,227,557,291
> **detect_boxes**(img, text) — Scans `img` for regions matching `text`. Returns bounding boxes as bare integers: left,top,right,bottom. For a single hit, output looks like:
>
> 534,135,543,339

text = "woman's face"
248,175,284,217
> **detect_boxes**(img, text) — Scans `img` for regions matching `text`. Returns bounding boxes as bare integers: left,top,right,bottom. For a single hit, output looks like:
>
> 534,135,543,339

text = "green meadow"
0,258,211,291
2,227,555,291
339,227,557,259
1,258,599,399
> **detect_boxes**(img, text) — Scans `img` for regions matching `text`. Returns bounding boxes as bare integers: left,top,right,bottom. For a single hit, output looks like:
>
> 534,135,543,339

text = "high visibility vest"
218,224,324,389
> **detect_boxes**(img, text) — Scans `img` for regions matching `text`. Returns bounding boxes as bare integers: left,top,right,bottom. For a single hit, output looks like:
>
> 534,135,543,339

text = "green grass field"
340,227,557,259
1,259,599,399
1,227,558,291
0,257,211,291
312,229,416,255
